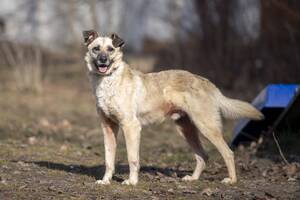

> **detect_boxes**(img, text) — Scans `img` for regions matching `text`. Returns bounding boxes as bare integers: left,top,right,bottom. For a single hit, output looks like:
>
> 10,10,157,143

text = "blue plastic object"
231,84,300,147
252,84,300,109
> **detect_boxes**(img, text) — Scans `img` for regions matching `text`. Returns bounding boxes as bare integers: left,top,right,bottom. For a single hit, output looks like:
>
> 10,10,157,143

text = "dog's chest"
93,76,121,119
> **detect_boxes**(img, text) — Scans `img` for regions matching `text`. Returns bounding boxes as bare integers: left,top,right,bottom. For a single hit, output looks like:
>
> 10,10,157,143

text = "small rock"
48,185,63,194
19,184,27,190
143,190,152,195
250,159,257,166
48,185,57,191
178,185,187,189
288,177,296,182
28,136,37,145
284,164,297,176
19,144,28,148
2,165,8,169
13,170,21,175
201,187,213,196
167,188,174,194
183,189,196,194
0,177,7,185
60,144,68,151
155,171,164,177
58,119,72,130
262,169,269,177
17,161,29,167
39,118,50,127
165,176,176,182
250,141,257,149
171,172,178,178
257,136,264,145
159,178,167,183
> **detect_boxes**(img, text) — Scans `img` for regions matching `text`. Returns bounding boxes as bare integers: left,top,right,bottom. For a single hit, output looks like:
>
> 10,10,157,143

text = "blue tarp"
231,84,300,147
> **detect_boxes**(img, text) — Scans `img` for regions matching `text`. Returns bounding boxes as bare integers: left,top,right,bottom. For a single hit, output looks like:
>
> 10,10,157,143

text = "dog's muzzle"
93,55,110,73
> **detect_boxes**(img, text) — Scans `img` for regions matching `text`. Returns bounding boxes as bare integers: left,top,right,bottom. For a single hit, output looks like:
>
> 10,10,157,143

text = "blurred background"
0,1,300,198
0,0,299,97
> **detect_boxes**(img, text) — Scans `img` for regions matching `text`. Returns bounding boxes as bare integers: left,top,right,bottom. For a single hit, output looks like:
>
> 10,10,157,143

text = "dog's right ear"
82,30,98,46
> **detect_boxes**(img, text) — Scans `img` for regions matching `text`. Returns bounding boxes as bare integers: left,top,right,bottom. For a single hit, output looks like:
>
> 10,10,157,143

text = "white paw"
95,179,110,185
121,179,137,186
182,175,198,181
221,177,236,184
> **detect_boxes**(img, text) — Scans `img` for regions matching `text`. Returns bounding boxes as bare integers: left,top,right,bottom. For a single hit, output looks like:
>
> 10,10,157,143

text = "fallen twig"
272,131,290,165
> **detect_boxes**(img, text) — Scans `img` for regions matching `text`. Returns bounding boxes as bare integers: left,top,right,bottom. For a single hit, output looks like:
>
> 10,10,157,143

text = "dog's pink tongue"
99,67,108,73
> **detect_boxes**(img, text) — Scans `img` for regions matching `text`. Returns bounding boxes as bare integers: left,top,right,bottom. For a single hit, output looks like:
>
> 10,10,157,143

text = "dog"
82,30,264,186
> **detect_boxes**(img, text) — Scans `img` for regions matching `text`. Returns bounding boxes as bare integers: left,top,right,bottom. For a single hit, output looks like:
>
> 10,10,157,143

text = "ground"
0,64,299,200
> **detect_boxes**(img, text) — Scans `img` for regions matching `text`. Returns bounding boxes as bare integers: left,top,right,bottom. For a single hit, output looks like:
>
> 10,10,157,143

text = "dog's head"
83,30,125,75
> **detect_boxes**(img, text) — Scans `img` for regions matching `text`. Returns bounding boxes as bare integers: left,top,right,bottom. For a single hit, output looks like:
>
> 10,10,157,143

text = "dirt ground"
0,64,299,200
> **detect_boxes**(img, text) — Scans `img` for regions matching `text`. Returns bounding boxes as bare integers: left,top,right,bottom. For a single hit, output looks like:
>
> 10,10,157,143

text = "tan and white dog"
82,30,263,186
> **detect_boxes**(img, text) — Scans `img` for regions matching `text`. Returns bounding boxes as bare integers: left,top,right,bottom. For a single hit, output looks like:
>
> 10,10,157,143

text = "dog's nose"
99,54,108,63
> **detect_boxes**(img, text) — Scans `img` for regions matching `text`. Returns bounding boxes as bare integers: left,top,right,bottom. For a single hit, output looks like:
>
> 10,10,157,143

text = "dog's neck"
88,60,129,93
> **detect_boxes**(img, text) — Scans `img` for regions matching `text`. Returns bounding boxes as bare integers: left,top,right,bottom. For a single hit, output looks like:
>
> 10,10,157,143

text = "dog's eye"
92,46,100,52
107,46,114,52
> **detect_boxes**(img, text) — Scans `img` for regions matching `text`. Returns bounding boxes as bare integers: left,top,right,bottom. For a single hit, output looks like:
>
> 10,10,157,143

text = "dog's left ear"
109,33,125,48
82,30,98,46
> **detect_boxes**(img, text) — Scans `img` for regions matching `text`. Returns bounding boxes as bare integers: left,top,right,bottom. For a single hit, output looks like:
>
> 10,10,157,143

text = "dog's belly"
138,110,166,125
137,101,185,125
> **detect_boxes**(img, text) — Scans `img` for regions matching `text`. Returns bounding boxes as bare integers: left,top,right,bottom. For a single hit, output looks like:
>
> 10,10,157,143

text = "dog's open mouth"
94,61,109,73
97,64,108,73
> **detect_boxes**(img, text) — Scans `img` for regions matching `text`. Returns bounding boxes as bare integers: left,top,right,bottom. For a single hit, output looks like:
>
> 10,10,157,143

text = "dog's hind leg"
174,115,208,181
189,110,237,184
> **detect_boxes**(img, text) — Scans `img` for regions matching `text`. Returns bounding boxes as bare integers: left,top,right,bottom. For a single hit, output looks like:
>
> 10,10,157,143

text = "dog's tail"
215,91,264,120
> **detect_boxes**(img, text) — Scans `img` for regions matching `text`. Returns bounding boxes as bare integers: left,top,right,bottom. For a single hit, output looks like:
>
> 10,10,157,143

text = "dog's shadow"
25,160,191,182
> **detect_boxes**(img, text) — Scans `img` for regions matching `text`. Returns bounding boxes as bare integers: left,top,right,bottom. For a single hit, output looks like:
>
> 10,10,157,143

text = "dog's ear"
82,30,98,46
109,33,125,48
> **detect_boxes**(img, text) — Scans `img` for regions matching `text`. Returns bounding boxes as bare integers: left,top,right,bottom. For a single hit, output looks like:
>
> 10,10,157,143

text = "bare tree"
88,0,100,31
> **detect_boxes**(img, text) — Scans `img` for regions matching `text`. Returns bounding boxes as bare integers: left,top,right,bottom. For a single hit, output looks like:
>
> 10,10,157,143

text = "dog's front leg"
95,115,119,185
121,119,141,186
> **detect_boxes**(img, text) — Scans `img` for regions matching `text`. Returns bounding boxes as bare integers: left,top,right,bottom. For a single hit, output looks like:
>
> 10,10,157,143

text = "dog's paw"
182,175,198,181
221,177,236,185
121,179,137,186
95,179,110,185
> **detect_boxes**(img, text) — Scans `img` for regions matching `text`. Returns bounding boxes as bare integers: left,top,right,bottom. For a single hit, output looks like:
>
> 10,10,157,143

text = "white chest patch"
90,69,123,119
96,78,117,116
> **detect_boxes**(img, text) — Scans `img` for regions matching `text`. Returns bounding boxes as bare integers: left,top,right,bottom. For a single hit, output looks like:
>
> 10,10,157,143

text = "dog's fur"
82,30,264,186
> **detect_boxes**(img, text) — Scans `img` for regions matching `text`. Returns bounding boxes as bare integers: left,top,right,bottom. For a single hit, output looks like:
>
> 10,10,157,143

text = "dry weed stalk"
1,42,43,92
